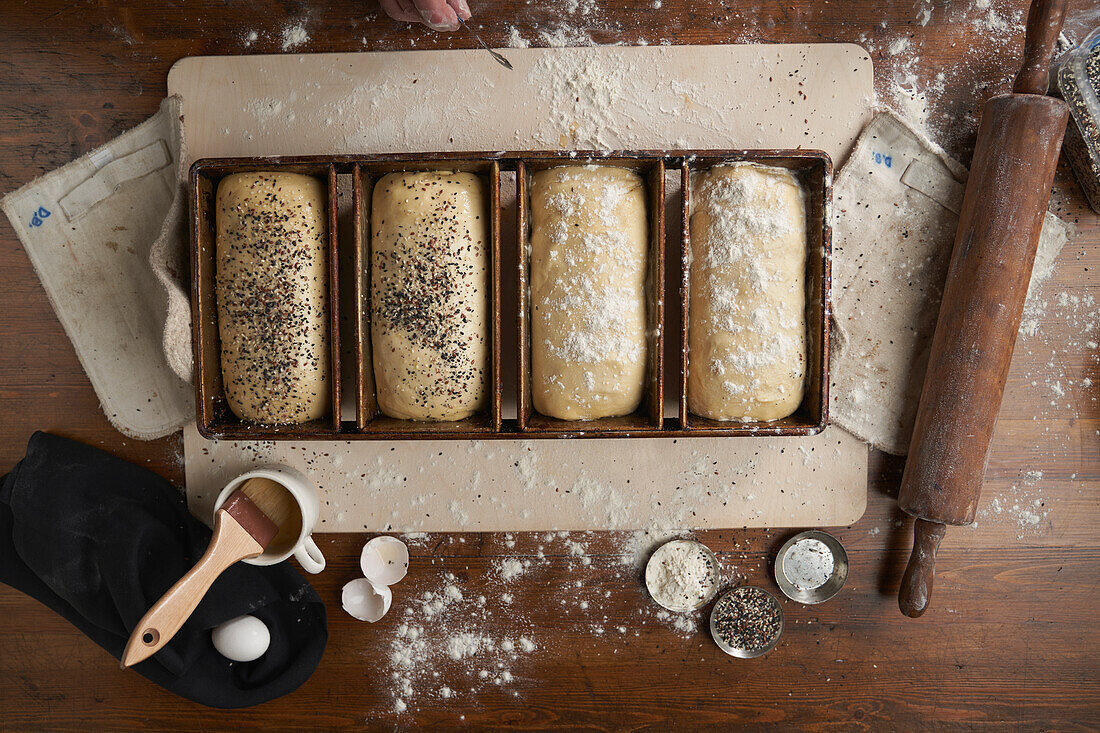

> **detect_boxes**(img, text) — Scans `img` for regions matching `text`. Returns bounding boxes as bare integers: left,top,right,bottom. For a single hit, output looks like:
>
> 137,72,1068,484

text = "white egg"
342,577,392,622
211,614,270,663
360,536,409,587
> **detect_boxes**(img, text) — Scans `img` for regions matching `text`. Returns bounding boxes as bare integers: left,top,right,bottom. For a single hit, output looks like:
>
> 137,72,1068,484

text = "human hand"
378,0,472,31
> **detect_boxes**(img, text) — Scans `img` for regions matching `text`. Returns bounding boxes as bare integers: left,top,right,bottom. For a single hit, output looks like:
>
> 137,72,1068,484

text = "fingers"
447,0,472,21
411,0,460,30
378,0,422,23
378,0,469,31
395,0,424,20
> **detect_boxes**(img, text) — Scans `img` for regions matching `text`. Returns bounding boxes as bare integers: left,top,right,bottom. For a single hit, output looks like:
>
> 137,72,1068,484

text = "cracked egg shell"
360,536,409,586
342,578,392,622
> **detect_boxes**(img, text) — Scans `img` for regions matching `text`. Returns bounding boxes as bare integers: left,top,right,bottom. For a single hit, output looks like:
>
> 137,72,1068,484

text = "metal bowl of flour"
773,530,848,604
645,539,720,612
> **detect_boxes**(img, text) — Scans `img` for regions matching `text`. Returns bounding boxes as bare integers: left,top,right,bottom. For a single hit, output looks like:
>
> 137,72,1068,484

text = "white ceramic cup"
213,466,326,574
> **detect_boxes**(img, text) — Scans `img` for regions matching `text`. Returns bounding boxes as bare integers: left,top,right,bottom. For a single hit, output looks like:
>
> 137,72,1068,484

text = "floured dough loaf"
688,162,807,421
216,171,330,424
529,165,648,420
371,171,489,421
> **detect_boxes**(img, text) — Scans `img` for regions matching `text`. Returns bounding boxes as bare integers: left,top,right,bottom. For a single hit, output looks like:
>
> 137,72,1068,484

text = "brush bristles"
221,490,279,548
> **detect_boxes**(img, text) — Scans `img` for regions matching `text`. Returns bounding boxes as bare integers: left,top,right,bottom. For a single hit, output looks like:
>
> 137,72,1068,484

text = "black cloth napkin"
0,431,327,709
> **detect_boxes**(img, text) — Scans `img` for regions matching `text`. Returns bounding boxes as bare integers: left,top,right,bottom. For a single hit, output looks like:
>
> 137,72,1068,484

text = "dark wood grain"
1,0,1098,730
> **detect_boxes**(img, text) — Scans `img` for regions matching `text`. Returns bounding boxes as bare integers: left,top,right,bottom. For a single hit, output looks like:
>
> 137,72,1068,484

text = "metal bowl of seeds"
709,585,784,659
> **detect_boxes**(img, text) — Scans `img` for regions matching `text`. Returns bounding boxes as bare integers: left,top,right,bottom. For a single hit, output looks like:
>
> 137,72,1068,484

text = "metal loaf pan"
678,150,832,436
191,158,342,441
190,149,830,440
353,157,503,437
516,153,665,436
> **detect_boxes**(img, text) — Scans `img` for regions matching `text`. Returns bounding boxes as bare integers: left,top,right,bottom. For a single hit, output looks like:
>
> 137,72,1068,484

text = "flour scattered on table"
976,470,1053,538
281,23,310,51
1013,220,1097,460
620,529,684,569
654,608,698,634
1019,216,1079,337
496,558,528,581
887,37,910,56
380,527,751,713
506,26,530,48
387,571,538,714
865,0,1027,153
561,0,600,15
538,26,595,48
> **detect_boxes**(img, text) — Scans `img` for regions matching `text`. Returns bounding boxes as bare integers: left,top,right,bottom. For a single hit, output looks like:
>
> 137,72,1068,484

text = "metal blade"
458,18,513,70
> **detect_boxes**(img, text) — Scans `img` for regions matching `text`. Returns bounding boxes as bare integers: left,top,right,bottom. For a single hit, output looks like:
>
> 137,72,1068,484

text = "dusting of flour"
280,23,309,51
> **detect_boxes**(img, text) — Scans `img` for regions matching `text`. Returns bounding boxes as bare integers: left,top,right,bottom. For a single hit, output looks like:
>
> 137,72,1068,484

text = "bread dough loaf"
216,171,330,424
371,171,489,421
529,165,648,420
687,162,807,421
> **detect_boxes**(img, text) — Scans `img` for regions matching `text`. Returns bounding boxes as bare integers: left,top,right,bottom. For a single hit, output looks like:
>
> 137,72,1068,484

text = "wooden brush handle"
1013,0,1066,95
898,519,947,618
121,510,264,667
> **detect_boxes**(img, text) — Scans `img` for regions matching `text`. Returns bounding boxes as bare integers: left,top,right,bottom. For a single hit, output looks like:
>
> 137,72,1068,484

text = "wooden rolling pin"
897,0,1069,618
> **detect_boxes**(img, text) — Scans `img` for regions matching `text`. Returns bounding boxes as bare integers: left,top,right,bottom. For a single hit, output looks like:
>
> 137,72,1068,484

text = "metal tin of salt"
773,530,848,604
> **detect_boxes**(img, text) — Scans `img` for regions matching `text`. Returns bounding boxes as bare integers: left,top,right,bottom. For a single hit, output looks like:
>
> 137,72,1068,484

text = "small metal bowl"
709,585,784,659
644,539,721,612
773,530,849,604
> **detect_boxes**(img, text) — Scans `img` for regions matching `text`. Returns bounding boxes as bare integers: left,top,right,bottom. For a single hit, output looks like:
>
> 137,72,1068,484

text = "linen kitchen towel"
830,110,1073,455
1,96,192,439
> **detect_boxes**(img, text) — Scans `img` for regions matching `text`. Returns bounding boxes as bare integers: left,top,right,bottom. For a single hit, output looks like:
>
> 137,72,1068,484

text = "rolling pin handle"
898,518,948,618
1013,0,1067,95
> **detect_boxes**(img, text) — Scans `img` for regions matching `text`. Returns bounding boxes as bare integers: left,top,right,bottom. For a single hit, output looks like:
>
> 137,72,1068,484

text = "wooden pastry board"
172,44,873,531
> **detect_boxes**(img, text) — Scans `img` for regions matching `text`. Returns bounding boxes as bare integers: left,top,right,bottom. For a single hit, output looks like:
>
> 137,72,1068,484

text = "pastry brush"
121,486,278,667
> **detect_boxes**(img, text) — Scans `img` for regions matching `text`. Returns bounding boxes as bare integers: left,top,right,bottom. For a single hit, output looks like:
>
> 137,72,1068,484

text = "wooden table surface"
1,1,1098,729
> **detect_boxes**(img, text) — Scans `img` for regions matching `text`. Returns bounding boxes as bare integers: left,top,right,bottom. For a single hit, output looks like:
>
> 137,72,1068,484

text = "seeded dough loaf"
529,165,648,420
216,171,330,424
687,162,807,421
371,171,489,421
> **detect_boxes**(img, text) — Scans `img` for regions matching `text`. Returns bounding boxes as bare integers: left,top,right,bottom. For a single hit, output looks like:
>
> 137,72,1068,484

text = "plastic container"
1057,26,1100,214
